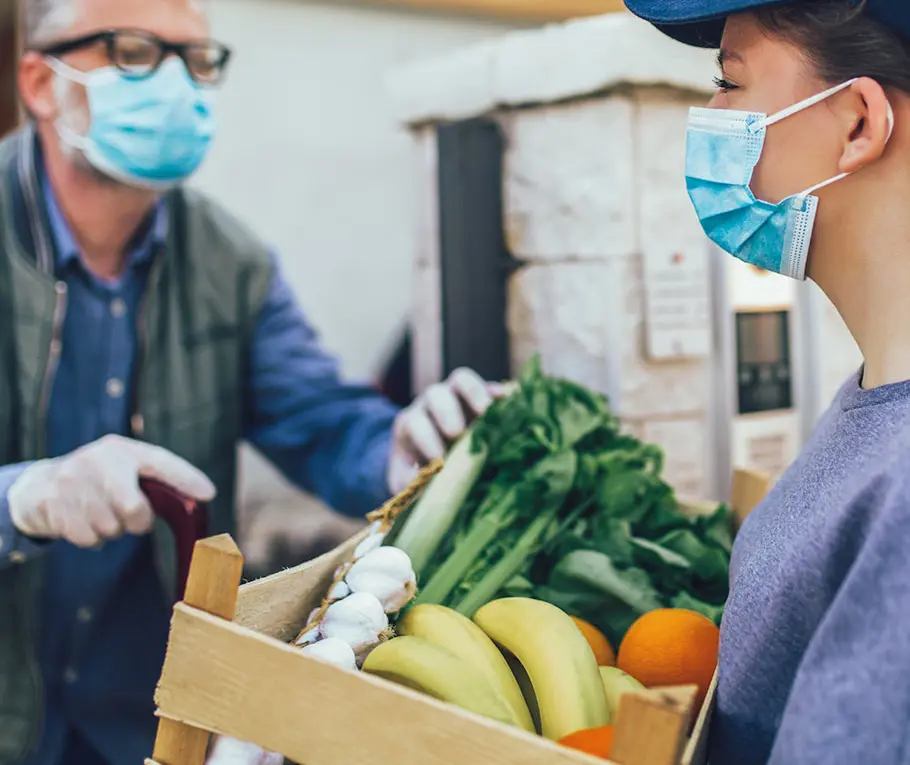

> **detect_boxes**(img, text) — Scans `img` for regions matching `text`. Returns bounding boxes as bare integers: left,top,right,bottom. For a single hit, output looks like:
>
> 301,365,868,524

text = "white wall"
193,0,524,381
188,0,524,540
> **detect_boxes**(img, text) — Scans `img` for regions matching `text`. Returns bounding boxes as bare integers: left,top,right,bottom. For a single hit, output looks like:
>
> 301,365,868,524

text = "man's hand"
8,435,216,548
387,367,502,494
205,736,284,765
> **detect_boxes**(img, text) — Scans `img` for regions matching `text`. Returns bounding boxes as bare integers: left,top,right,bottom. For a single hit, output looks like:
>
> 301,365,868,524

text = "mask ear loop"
46,57,93,86
748,78,859,134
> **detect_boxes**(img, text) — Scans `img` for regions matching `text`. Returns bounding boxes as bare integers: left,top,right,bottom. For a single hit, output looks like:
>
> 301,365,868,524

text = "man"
0,1,497,763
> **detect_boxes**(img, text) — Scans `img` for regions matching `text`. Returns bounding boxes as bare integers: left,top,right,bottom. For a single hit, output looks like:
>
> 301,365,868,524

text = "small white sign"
642,248,712,360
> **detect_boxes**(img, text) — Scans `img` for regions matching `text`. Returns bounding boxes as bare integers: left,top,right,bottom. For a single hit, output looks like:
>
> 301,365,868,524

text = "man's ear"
837,77,892,174
18,52,58,122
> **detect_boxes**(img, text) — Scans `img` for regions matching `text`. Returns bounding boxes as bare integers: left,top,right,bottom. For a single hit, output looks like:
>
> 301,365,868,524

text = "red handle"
140,478,208,601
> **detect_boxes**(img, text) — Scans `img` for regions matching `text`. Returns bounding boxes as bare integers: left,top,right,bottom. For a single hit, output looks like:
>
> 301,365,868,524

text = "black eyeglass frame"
32,28,233,86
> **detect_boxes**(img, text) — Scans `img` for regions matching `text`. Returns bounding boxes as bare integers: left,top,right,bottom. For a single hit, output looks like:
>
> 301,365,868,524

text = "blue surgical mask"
685,78,893,280
49,56,216,190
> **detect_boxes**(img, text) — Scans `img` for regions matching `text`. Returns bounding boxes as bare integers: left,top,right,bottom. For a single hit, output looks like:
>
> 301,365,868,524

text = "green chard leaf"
630,537,693,570
654,529,730,585
671,591,726,625
548,550,664,615
693,504,735,554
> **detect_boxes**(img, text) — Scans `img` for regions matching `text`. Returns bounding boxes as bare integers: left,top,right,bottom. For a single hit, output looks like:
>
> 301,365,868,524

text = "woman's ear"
838,77,893,174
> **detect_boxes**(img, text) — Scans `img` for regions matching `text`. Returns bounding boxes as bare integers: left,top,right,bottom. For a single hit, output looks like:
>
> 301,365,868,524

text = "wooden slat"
157,603,616,765
730,467,771,527
610,686,695,765
356,0,627,22
152,535,245,765
682,669,717,765
234,531,365,642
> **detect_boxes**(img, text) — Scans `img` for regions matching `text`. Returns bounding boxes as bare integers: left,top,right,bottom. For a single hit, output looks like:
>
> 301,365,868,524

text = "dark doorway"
0,1,22,139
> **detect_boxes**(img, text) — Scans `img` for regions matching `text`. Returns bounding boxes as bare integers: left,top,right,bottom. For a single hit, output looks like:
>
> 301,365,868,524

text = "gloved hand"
387,367,502,494
205,735,285,765
8,434,216,548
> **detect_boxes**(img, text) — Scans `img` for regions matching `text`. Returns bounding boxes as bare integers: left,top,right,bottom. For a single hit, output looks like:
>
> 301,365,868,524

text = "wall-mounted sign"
642,249,712,361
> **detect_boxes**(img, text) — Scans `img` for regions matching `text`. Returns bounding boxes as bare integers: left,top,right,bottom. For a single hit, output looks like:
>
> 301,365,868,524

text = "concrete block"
502,98,636,260
385,13,715,127
507,260,622,399
635,96,707,256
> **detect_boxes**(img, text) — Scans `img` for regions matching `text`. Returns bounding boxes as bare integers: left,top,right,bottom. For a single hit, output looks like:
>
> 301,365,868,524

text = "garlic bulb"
294,627,321,647
320,591,389,655
206,736,285,765
327,580,351,602
300,637,358,671
345,546,417,613
353,528,387,561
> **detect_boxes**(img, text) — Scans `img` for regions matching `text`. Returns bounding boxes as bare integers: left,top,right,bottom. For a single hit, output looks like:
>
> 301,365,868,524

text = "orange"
616,608,719,712
571,617,616,666
558,725,614,759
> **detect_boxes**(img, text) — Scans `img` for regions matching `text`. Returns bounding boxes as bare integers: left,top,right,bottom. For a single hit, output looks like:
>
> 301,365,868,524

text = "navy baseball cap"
624,0,910,48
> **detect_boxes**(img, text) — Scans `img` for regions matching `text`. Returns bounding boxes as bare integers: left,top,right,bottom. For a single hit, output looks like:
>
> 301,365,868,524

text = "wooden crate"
146,468,770,765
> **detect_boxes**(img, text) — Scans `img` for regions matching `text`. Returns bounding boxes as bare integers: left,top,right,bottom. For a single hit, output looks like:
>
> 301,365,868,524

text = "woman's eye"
713,76,739,93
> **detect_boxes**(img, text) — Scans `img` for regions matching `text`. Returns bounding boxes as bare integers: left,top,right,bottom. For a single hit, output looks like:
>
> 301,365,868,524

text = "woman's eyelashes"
713,75,740,93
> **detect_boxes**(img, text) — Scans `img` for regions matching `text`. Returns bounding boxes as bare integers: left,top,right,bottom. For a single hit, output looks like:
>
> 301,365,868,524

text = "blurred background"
0,0,863,577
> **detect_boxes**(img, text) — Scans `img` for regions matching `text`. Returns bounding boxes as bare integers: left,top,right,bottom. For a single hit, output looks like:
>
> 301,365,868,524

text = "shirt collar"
40,162,169,271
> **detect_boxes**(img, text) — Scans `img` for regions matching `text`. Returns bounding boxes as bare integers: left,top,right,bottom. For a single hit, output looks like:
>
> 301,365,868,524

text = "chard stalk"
392,432,487,579
411,487,518,606
449,449,578,616
452,507,559,618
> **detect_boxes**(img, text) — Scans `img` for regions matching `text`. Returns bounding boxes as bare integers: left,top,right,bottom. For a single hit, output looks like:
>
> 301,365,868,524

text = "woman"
622,1,910,763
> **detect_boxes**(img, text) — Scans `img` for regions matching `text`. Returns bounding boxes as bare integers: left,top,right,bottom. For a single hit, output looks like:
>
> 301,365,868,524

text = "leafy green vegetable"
393,356,735,643
671,591,726,624
548,550,664,614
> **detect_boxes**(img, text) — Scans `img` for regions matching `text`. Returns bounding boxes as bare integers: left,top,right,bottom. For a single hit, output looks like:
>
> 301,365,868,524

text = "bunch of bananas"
361,597,635,742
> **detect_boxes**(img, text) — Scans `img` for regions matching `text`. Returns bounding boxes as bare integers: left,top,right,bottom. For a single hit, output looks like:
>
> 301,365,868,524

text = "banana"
396,604,536,732
504,650,541,734
361,635,518,727
472,597,610,741
599,666,645,723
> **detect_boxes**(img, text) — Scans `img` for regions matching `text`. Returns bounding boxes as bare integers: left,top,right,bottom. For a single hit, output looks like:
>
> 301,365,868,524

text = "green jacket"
0,125,274,763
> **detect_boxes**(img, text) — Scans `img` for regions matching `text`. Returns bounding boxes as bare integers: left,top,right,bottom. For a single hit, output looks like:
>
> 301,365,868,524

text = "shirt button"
63,668,78,684
8,551,25,564
76,607,93,623
110,298,127,318
106,378,124,399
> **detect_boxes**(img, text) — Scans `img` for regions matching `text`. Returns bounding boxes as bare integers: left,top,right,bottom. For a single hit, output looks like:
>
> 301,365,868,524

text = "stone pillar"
388,13,720,497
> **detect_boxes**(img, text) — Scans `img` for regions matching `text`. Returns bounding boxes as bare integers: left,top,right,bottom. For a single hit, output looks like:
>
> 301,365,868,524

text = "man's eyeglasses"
33,29,232,87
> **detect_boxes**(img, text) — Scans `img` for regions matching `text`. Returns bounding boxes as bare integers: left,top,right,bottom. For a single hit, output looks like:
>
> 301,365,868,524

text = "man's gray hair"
23,0,78,48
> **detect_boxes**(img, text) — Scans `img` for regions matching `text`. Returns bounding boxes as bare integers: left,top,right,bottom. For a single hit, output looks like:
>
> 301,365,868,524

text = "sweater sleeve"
768,475,910,764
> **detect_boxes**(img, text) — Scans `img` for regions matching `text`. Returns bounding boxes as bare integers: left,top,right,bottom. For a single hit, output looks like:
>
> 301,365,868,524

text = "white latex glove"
205,736,284,765
387,367,503,494
8,434,216,548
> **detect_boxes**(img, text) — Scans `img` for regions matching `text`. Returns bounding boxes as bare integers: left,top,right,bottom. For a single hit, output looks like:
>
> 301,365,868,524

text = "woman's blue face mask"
49,56,216,191
685,78,893,280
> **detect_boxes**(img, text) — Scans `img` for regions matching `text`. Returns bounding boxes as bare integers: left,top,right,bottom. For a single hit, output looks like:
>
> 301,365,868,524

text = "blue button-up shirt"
0,169,399,765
